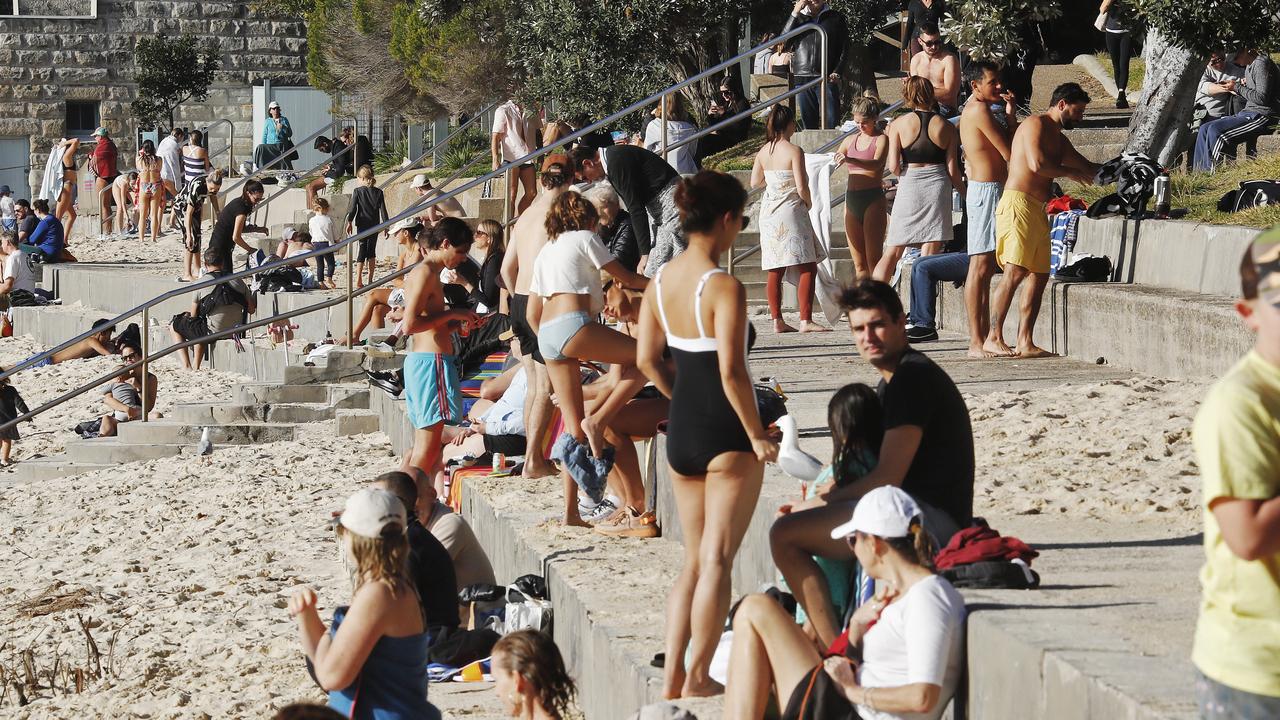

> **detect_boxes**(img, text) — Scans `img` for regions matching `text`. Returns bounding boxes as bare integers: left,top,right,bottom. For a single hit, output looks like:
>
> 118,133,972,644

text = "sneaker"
1115,91,1129,110
594,506,660,538
366,369,403,398
906,325,939,342
579,496,618,524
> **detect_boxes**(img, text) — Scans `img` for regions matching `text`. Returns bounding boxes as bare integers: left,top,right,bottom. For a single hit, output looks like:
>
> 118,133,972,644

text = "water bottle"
1153,175,1171,219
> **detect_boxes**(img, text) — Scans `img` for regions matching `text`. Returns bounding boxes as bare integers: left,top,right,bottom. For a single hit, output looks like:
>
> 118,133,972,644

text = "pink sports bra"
845,134,880,170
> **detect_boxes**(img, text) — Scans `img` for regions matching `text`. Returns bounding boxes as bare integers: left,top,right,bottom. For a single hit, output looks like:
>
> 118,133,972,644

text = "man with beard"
987,83,1099,358
909,23,960,117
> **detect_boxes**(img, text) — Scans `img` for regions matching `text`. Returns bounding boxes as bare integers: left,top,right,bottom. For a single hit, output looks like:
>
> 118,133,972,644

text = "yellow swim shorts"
995,189,1050,274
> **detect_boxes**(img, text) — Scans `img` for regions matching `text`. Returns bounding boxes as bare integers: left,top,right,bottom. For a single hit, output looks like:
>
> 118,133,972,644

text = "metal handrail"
3,28,834,428
203,119,235,171
0,264,419,432
382,100,500,190
659,22,829,161
667,82,821,154
728,99,905,269
223,118,340,195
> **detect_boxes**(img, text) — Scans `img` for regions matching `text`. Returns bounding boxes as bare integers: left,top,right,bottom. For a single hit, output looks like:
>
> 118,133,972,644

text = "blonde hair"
340,524,410,596
493,630,576,718
357,165,375,184
902,76,937,111
656,93,688,122
851,97,881,122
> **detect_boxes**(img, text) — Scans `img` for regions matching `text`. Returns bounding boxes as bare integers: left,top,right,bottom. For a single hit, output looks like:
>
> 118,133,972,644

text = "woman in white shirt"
527,191,648,525
643,94,700,175
724,486,967,720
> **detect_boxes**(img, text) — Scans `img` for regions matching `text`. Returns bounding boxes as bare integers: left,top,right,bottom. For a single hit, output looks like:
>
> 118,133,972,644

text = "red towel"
934,519,1039,570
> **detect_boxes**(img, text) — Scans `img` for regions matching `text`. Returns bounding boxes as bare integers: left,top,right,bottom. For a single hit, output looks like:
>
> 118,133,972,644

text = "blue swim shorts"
403,352,463,429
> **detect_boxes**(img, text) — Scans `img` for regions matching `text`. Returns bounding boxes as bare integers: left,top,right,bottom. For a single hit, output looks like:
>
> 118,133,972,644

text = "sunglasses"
922,39,941,48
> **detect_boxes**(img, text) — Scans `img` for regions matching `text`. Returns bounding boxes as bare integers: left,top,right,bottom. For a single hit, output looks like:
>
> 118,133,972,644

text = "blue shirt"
27,215,63,257
326,606,441,720
262,116,293,144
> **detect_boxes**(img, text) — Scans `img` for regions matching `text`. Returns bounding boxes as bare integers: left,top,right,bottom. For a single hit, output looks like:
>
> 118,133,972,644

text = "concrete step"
113,420,299,446
233,382,369,408
8,456,116,483
62,439,185,464
733,257,858,285
168,401,338,425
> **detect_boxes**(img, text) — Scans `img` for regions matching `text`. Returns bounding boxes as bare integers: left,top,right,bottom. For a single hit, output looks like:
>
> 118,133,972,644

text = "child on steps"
0,368,31,465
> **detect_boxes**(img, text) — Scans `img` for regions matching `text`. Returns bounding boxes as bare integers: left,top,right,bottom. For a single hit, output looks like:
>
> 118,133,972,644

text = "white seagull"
776,415,824,482
196,426,214,457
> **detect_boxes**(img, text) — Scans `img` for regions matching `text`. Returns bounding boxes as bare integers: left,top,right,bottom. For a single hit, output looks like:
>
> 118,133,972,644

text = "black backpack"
1218,180,1280,213
197,280,248,316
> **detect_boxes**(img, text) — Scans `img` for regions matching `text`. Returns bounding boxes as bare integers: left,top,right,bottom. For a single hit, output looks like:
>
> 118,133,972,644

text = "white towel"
38,143,63,201
782,153,844,326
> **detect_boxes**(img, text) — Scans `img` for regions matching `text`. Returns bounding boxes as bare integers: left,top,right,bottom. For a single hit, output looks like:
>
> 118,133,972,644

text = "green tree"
129,35,220,130
1125,1,1280,165
940,0,1062,61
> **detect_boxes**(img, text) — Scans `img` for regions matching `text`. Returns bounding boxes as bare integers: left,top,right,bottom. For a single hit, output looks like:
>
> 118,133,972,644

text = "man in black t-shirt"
372,471,461,633
769,279,974,649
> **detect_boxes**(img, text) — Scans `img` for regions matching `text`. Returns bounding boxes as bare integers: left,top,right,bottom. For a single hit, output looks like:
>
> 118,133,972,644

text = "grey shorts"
538,311,591,362
966,181,1003,255
1196,668,1280,719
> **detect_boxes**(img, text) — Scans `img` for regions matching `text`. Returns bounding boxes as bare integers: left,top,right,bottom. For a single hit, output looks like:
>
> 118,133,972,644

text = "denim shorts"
537,311,592,362
1196,669,1280,719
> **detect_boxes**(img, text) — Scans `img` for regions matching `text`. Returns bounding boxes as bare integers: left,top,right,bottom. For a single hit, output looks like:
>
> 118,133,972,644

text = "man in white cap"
409,174,464,228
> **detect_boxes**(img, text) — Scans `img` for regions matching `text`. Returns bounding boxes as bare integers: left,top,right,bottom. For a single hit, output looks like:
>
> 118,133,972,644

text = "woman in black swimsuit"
636,170,779,699
55,138,80,245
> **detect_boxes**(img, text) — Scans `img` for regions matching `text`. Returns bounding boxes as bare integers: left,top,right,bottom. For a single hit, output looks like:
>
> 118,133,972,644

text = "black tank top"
900,111,946,165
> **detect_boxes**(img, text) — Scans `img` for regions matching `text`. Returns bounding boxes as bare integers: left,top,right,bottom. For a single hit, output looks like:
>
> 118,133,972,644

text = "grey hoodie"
1236,54,1279,116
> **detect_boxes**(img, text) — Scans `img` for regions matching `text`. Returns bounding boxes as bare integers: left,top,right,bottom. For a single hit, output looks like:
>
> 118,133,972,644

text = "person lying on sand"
25,318,117,368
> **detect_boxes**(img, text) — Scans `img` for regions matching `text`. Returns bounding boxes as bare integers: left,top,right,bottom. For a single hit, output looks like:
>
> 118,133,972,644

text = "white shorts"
389,288,406,308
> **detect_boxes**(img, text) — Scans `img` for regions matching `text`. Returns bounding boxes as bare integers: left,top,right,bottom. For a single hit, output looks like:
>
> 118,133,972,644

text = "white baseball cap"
282,226,296,242
409,174,432,189
268,100,281,110
830,486,922,540
338,487,406,539
391,216,423,234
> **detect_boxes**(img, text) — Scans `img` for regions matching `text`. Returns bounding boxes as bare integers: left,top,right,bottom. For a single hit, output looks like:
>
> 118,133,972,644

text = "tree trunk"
1124,29,1202,168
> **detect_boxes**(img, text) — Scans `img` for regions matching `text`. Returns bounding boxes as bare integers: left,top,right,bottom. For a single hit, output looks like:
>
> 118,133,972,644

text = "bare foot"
983,338,1016,357
682,675,725,698
799,321,832,333
967,343,998,359
580,416,608,459
663,665,686,701
1016,344,1057,359
522,462,558,479
562,514,591,528
773,319,798,333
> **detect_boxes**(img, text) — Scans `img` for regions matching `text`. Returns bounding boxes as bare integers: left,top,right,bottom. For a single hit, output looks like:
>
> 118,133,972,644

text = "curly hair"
544,191,598,239
493,630,576,718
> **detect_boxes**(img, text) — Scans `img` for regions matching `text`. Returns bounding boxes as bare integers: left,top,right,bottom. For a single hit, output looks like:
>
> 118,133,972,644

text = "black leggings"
1106,31,1132,92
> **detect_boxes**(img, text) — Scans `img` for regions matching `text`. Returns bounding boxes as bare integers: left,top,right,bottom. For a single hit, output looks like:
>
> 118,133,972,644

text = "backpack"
1217,180,1280,213
197,279,248,316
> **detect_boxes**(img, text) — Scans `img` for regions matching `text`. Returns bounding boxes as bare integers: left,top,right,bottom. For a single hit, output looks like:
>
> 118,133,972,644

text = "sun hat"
93,127,108,137
338,487,406,539
409,174,432,189
391,216,423,234
1254,226,1280,308
830,486,922,540
268,100,281,110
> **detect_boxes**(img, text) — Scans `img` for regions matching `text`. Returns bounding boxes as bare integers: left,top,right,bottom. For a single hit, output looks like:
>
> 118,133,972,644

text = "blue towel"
551,433,614,504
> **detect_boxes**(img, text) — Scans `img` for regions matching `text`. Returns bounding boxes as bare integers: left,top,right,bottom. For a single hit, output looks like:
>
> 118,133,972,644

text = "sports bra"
900,111,946,165
845,134,879,162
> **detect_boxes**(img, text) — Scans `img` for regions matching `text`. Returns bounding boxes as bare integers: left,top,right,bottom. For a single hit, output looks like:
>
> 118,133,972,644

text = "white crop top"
528,229,616,314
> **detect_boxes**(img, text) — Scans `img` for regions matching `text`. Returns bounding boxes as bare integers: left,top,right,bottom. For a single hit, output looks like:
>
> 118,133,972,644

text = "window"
65,101,99,137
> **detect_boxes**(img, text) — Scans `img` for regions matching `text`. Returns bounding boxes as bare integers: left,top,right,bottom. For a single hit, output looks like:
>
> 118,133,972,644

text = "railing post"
820,28,829,130
346,240,354,344
141,307,149,423
660,92,669,161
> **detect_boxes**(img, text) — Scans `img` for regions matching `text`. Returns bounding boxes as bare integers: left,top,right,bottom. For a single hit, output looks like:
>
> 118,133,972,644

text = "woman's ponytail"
909,519,937,570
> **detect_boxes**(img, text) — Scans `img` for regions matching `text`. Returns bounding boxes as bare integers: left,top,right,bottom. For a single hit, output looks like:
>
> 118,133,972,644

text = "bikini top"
900,111,947,165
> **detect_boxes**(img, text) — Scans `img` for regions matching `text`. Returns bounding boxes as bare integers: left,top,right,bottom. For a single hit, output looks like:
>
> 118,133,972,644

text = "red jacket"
934,519,1038,570
90,139,118,179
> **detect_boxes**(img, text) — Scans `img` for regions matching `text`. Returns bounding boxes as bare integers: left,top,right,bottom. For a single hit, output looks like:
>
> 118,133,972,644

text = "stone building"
0,0,309,197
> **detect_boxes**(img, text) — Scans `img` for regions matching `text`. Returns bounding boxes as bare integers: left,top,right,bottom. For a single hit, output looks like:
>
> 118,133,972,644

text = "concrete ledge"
1074,217,1256,297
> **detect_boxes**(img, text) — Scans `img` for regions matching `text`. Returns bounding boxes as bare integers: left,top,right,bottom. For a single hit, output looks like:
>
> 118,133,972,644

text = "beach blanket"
1049,210,1086,276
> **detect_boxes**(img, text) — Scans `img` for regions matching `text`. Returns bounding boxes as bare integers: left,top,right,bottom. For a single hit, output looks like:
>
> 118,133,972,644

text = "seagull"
196,427,214,457
776,415,824,482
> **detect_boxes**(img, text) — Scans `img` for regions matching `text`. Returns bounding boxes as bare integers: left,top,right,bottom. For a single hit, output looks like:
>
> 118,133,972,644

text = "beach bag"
755,382,788,428
499,584,552,634
1218,180,1280,213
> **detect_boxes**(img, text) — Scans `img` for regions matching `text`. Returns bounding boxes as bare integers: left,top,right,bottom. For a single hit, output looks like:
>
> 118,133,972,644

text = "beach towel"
785,153,844,326
1049,210,1086,276
446,408,564,512
38,143,64,202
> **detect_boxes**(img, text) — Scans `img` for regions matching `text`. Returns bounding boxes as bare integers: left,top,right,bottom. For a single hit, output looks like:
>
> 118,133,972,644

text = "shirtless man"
35,320,117,366
400,217,478,478
408,174,465,227
959,60,1018,359
909,23,960,117
498,158,573,479
988,83,1099,358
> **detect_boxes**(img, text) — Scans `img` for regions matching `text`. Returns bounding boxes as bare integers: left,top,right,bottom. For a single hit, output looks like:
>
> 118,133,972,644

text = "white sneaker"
579,495,621,524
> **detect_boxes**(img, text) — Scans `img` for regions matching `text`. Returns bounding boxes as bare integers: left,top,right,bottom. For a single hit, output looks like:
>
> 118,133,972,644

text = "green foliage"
251,0,317,16
1132,0,1280,57
304,0,343,92
373,140,408,174
434,126,489,174
941,0,1062,61
130,34,220,128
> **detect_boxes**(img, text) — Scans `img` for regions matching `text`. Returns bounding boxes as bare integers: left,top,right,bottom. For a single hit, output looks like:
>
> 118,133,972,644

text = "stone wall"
0,0,309,196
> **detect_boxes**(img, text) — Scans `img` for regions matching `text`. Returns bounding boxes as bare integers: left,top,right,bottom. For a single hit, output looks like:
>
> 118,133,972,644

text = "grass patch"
702,120,768,173
1095,52,1145,93
1062,152,1280,228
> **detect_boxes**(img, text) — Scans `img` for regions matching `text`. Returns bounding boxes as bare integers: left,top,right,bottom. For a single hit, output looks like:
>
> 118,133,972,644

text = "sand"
0,336,251,464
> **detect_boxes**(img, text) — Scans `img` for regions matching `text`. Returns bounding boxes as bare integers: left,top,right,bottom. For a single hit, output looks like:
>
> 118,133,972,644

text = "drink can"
493,453,507,470
1153,175,1171,219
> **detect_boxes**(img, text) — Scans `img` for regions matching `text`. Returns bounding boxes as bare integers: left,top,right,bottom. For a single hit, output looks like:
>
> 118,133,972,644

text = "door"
254,85,336,171
0,137,30,198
